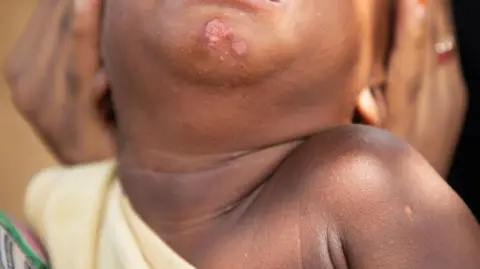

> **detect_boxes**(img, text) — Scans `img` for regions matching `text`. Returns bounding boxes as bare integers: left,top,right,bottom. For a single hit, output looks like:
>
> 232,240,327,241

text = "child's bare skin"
4,0,477,268
98,0,478,268
4,0,466,178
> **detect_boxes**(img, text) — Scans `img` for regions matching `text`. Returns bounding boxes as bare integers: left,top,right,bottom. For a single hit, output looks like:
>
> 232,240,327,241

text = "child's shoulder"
293,125,463,220
289,125,480,268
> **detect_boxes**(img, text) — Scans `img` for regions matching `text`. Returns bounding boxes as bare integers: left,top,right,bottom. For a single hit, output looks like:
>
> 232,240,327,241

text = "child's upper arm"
302,125,480,269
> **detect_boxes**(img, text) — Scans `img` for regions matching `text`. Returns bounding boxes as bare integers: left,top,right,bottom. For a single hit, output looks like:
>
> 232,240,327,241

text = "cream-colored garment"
24,160,195,269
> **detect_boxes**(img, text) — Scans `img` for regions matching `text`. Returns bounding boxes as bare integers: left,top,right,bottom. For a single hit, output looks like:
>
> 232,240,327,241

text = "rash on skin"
204,19,248,57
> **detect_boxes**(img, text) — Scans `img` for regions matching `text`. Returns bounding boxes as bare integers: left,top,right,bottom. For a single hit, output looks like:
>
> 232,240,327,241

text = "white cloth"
24,161,195,269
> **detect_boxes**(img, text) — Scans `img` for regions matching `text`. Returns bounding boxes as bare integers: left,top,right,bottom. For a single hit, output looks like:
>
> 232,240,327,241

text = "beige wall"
0,0,56,219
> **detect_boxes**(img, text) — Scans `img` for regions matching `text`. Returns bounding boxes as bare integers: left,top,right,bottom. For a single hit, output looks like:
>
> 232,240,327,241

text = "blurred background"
0,0,478,220
449,0,480,219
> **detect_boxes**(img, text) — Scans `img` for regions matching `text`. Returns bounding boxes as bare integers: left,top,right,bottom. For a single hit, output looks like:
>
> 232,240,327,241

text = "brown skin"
126,125,480,268
3,0,114,164
100,0,479,268
3,0,466,179
4,0,477,267
104,0,367,156
377,0,467,176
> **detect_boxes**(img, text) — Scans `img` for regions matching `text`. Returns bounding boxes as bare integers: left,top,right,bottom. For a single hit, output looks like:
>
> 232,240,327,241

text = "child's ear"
355,86,387,126
356,88,379,125
357,0,393,126
355,60,388,126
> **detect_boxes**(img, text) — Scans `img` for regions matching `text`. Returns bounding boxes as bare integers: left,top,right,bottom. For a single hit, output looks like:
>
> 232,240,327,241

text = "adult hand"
3,0,114,164
363,0,467,177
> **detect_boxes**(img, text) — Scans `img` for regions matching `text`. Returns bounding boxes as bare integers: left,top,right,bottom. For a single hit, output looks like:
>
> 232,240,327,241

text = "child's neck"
118,139,301,237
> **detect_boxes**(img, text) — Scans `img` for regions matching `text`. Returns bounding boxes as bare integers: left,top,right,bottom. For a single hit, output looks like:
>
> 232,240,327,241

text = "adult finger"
383,0,427,134
72,0,103,98
5,0,64,71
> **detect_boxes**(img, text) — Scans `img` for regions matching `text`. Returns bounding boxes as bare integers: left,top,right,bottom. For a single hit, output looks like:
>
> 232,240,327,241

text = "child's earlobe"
355,87,386,127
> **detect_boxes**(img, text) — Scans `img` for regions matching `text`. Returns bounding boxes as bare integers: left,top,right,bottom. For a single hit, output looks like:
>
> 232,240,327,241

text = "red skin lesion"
205,19,233,43
232,40,248,56
204,19,248,57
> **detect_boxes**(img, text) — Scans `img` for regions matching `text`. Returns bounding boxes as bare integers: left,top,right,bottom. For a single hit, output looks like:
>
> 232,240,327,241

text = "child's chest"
167,203,336,269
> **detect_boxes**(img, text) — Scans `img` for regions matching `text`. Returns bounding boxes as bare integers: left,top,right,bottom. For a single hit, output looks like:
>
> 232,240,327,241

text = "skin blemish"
404,205,414,221
205,19,232,44
232,40,248,56
204,19,248,58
